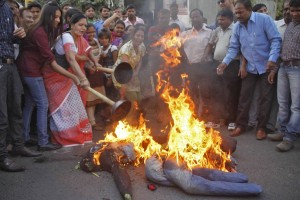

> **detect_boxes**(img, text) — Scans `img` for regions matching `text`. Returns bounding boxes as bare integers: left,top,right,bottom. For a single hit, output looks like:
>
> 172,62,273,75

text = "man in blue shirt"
217,0,281,139
94,5,111,36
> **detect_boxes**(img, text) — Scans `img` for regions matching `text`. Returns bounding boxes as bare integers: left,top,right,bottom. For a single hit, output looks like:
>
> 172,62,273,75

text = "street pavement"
0,127,300,200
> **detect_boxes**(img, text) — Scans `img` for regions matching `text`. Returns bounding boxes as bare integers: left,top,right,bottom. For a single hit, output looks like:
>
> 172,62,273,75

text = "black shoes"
37,142,62,151
10,147,42,157
0,158,25,172
25,138,38,147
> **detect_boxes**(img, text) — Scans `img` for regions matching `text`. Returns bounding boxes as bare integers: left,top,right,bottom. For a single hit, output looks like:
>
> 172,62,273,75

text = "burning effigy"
80,29,262,199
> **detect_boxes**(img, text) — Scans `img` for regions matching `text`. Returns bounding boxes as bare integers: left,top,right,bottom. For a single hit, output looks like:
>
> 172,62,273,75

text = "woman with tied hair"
17,1,80,150
113,25,146,124
63,7,81,31
44,12,101,145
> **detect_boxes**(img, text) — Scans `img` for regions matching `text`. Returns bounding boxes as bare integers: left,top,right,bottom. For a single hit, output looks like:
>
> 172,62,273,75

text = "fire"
96,29,231,172
95,116,162,166
160,86,230,171
152,29,182,67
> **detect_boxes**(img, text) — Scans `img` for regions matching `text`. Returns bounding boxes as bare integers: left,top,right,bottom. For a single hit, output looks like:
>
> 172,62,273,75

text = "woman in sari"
43,12,100,145
113,25,146,124
17,1,80,150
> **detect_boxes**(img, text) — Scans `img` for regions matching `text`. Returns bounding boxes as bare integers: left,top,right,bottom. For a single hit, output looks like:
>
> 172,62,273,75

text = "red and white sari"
43,33,92,145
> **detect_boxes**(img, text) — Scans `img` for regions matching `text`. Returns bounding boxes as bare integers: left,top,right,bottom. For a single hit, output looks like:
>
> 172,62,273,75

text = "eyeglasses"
218,0,226,4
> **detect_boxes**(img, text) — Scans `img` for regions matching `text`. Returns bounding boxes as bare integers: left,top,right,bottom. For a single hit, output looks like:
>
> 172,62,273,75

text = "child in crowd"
111,20,126,48
85,24,106,131
98,28,119,121
103,12,126,48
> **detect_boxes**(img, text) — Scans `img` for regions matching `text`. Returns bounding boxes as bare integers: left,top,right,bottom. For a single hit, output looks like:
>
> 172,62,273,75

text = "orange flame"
96,29,231,172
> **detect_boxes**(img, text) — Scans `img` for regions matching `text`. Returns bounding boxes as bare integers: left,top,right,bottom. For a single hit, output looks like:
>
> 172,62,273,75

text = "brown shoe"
256,129,267,140
230,127,243,137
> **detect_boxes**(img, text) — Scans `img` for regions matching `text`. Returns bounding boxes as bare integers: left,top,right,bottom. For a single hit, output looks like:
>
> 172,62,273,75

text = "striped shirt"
281,22,300,61
0,1,15,59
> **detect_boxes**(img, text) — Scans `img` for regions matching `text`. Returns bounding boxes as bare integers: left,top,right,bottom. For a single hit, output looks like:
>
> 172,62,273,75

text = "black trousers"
236,72,274,130
186,62,214,117
220,60,241,122
0,62,24,161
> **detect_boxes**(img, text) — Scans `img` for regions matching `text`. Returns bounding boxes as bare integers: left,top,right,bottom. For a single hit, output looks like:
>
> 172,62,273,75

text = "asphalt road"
1,127,300,200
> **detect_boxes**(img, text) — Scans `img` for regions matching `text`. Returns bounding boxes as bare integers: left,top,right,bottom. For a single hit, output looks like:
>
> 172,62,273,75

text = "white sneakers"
228,123,236,131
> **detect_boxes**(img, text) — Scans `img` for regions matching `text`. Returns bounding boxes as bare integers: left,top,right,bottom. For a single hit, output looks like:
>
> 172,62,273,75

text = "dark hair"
133,23,146,31
27,1,42,10
100,5,110,12
235,0,253,10
125,25,133,31
126,4,135,10
290,0,300,7
217,8,234,21
64,8,81,24
69,12,86,25
98,28,111,40
190,8,203,18
252,3,267,12
159,8,170,16
131,24,145,39
61,2,71,9
86,23,95,30
28,1,63,46
170,2,178,9
84,3,95,12
8,0,19,8
115,19,125,28
169,23,180,30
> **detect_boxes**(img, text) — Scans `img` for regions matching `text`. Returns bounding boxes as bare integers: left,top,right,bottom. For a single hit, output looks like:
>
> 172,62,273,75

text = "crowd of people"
0,0,299,173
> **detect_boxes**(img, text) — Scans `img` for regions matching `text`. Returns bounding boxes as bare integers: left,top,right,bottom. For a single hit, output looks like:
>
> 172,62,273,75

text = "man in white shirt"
181,8,212,118
169,2,185,32
124,4,144,28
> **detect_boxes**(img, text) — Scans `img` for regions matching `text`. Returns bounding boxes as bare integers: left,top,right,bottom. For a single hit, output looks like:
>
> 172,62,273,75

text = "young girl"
103,12,126,48
98,28,119,120
111,20,126,48
85,24,106,131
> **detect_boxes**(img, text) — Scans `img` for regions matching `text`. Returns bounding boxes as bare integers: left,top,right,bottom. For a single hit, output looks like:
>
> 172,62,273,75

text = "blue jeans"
277,64,300,141
23,77,49,146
